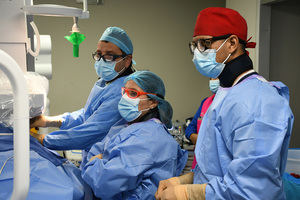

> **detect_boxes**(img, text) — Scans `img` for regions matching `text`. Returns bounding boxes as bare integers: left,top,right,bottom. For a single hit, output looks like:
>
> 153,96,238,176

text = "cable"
26,21,40,57
0,155,13,176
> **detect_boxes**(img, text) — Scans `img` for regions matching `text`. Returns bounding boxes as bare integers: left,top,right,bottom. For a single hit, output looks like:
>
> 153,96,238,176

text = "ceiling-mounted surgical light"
76,0,104,5
22,0,89,19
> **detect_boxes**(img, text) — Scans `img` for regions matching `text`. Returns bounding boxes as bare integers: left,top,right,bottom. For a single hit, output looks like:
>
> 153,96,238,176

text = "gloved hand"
156,184,207,200
30,128,45,145
155,177,180,199
187,184,206,200
157,185,188,200
189,133,198,145
89,154,103,162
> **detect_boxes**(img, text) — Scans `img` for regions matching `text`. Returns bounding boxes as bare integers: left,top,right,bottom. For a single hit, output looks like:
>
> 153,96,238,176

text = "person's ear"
124,55,132,68
228,35,239,54
150,99,158,109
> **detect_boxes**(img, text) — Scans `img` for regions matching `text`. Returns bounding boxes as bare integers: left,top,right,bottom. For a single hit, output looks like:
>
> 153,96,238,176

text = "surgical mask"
94,58,125,81
192,38,231,78
209,79,220,94
118,94,150,122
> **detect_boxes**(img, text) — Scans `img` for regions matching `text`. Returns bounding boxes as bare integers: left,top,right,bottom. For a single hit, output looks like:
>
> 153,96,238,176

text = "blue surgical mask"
94,58,125,81
209,79,220,94
192,38,231,78
118,94,150,122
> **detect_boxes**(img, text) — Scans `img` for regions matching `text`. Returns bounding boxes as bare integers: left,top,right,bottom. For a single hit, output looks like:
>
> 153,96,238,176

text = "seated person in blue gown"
81,71,188,199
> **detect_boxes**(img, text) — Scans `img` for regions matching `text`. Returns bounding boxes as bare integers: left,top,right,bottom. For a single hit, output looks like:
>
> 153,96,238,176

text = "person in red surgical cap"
155,7,294,200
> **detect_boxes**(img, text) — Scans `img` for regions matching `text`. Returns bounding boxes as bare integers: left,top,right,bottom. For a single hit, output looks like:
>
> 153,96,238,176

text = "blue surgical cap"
124,71,173,128
99,27,133,55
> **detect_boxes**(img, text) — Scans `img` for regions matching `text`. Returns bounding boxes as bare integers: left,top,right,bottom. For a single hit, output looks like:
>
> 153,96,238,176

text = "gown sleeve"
59,108,85,130
43,94,122,150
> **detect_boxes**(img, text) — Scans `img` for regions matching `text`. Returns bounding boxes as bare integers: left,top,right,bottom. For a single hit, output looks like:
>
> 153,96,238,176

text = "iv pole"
0,49,29,200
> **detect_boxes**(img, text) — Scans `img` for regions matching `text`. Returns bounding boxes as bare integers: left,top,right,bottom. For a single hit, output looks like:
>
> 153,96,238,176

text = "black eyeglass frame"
92,52,127,62
189,34,231,54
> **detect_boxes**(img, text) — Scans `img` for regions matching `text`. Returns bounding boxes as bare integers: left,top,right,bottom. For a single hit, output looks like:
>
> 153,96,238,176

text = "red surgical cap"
194,7,256,48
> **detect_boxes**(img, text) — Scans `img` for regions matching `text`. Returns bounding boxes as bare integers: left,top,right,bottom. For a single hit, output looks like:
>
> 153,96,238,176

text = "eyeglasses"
121,87,156,99
189,34,230,54
92,52,127,62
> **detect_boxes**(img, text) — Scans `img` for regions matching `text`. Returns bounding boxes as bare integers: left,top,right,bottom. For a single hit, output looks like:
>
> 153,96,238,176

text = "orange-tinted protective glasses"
121,87,156,99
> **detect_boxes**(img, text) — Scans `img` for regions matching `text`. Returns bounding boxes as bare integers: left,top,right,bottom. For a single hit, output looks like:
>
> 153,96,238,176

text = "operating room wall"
33,0,225,125
269,0,300,148
226,0,259,71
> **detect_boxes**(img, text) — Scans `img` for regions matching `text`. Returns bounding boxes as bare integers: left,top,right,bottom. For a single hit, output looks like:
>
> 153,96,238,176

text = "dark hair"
239,38,247,52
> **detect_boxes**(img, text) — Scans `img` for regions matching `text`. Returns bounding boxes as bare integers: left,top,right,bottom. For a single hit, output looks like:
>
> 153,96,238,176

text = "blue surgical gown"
43,77,126,167
82,118,188,199
185,97,207,139
0,132,92,200
194,75,294,199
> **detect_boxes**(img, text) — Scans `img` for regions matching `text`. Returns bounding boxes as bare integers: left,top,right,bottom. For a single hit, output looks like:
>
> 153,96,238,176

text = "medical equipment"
64,150,83,167
0,71,48,128
65,17,86,57
0,0,89,199
0,50,30,200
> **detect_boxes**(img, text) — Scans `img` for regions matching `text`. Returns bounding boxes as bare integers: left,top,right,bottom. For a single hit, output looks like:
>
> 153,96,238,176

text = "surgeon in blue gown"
156,7,294,200
81,71,188,199
0,126,92,200
30,27,135,168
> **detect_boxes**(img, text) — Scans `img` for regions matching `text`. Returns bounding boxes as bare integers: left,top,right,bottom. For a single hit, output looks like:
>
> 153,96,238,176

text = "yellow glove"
155,177,180,199
157,184,207,200
159,185,188,200
30,127,38,134
89,154,103,162
156,172,195,199
30,128,45,145
178,172,194,184
187,184,206,200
